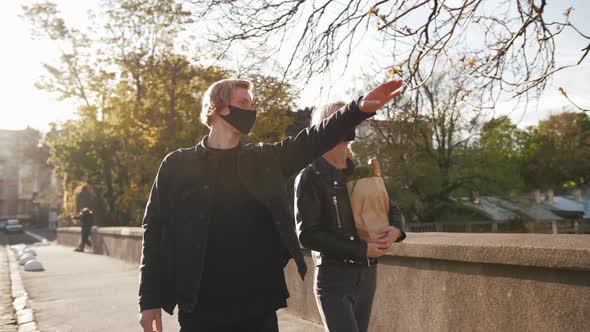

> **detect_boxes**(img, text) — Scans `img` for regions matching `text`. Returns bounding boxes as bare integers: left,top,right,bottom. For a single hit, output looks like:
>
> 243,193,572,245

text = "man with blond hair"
138,78,404,332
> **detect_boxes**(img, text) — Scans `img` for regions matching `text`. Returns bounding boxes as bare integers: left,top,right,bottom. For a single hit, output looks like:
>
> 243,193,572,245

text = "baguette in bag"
346,159,390,242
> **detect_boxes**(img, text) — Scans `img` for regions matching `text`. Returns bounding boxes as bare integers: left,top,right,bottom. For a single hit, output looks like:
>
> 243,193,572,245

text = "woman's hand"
367,242,387,258
376,227,402,251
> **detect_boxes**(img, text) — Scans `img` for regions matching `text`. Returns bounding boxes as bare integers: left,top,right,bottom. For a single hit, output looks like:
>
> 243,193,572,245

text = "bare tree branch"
188,0,589,110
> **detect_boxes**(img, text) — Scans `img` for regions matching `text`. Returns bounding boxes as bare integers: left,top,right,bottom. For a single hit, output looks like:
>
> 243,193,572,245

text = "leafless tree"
188,0,589,110
357,71,484,197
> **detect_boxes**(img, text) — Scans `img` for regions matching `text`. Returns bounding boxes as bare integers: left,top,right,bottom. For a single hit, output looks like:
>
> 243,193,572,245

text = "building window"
18,199,32,217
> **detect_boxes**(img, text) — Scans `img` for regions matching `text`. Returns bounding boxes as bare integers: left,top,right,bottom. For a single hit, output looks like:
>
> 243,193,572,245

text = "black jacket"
294,157,406,267
139,98,374,314
73,211,93,228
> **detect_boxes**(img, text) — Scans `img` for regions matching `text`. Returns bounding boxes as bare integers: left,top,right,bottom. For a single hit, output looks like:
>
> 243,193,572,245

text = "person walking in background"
137,78,404,332
294,102,406,332
73,207,94,252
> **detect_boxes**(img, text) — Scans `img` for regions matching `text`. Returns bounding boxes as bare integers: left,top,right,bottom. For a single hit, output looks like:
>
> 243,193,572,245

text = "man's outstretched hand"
139,308,162,332
359,79,404,113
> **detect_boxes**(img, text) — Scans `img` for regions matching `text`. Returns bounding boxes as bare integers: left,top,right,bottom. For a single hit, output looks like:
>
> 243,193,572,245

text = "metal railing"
406,219,590,234
407,221,502,233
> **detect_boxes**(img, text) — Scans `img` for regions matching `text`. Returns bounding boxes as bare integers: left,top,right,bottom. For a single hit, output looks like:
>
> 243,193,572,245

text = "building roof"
542,196,584,214
458,192,589,221
458,196,519,221
563,195,590,219
487,196,563,221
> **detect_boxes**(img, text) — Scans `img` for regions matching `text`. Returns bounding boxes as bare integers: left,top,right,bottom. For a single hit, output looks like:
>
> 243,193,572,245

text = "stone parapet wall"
57,228,590,331
57,226,143,265
57,227,83,247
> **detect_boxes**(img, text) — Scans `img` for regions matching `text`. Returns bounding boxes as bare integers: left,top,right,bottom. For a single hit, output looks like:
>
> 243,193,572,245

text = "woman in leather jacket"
294,102,406,332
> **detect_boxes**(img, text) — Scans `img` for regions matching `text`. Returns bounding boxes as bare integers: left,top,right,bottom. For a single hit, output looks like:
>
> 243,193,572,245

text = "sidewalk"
0,246,17,332
20,244,322,332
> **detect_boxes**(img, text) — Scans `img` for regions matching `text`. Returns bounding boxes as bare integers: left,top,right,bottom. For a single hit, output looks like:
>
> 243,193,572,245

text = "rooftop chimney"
546,189,555,204
471,191,480,205
534,190,541,204
574,189,583,202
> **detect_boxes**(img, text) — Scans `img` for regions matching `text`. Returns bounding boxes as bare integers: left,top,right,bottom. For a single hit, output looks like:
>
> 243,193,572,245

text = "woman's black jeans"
314,263,377,332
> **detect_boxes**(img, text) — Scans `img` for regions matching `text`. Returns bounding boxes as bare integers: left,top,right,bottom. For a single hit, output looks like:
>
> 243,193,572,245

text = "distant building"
0,128,61,226
457,191,588,222
458,196,520,221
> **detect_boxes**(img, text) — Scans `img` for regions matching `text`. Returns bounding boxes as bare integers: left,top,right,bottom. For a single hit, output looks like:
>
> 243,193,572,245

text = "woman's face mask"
220,105,257,134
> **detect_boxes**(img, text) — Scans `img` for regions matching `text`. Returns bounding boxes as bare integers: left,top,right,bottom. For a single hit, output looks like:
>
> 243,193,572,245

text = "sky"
0,0,589,132
0,0,93,132
289,0,590,128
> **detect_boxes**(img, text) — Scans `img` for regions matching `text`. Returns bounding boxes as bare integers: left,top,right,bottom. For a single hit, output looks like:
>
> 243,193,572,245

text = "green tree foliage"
477,117,526,195
24,1,297,226
23,2,589,226
15,128,45,164
247,75,296,142
351,74,526,223
480,117,527,159
521,112,590,190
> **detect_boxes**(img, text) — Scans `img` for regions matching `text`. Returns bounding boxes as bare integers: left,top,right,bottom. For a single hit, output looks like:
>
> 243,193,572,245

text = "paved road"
13,234,321,332
1,229,43,246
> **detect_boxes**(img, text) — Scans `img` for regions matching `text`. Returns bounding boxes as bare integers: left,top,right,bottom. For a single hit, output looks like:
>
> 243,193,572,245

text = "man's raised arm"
275,79,404,177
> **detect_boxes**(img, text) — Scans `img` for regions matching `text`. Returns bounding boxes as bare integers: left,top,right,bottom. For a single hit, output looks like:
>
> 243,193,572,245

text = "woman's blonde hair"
310,101,346,126
200,78,254,127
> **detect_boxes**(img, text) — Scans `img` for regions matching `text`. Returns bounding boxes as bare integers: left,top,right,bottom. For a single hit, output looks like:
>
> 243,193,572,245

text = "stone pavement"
19,243,322,332
0,243,17,332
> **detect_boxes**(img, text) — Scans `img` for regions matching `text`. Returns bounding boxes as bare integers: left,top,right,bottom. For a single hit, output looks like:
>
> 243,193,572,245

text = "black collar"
194,135,245,159
312,157,356,177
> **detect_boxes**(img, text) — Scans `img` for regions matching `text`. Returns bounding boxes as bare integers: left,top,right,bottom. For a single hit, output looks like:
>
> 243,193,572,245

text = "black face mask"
344,129,356,142
220,105,257,134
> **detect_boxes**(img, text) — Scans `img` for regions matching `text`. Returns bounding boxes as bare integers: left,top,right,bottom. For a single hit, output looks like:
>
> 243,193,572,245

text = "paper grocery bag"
346,176,390,242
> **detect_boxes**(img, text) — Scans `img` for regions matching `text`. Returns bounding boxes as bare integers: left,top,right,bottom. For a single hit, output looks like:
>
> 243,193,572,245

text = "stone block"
18,254,35,266
17,321,38,332
16,309,34,324
23,260,44,272
13,296,27,311
22,248,36,257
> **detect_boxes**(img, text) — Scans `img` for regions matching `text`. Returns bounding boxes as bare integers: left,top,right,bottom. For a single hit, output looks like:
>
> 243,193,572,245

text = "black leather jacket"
74,212,93,228
139,98,374,314
294,157,406,267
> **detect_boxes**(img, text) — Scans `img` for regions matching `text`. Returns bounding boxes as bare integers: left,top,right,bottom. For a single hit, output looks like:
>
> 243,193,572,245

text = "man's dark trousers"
178,310,278,332
79,225,92,250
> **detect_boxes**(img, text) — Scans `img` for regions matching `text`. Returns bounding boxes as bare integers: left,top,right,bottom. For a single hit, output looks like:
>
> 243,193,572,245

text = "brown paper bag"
346,176,390,242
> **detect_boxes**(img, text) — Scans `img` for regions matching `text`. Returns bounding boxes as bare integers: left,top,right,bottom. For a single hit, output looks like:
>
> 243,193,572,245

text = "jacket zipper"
332,196,342,228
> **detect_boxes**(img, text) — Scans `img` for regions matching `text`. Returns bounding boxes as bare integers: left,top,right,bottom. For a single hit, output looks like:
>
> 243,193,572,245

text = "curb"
6,248,39,332
23,231,48,245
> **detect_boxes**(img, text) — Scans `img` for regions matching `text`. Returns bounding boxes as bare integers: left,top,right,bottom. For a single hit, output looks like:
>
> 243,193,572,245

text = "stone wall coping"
58,226,143,238
57,227,590,270
97,227,143,238
389,232,590,271
58,227,83,233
